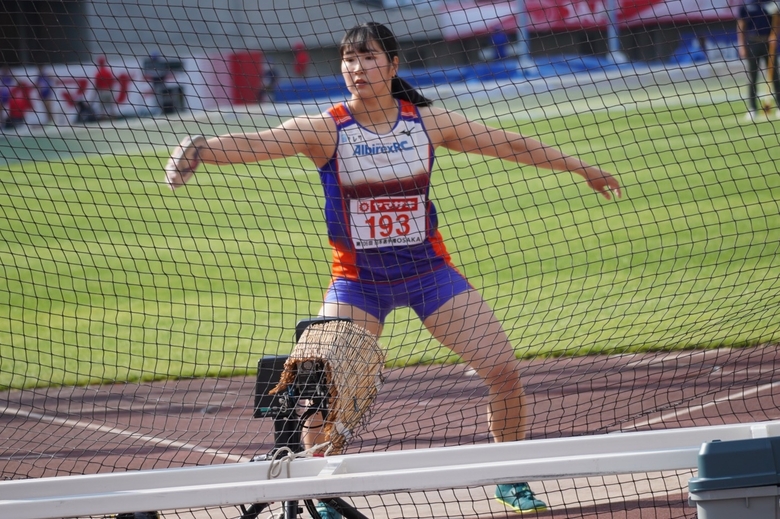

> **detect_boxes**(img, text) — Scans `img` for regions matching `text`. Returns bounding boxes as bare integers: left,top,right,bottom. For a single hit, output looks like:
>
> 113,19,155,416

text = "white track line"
0,404,249,463
624,379,780,431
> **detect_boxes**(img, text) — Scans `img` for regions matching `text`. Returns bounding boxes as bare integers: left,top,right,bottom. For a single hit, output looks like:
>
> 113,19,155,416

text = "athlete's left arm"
423,107,621,200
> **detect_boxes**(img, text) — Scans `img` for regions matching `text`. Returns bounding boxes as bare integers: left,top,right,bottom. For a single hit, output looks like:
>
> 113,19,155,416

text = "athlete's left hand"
584,168,622,200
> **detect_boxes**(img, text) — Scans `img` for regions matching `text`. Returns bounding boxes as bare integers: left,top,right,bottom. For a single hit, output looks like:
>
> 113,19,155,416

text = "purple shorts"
324,266,472,323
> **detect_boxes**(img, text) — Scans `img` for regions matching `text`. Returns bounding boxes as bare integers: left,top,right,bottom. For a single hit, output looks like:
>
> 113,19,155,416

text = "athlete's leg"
318,301,384,337
423,289,547,512
422,289,525,443
300,302,383,450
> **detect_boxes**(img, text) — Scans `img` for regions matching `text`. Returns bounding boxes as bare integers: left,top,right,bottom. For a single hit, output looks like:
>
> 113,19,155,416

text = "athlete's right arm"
165,114,336,190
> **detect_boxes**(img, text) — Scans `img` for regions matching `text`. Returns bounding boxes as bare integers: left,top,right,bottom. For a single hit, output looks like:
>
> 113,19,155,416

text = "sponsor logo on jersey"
353,140,412,156
356,197,420,213
347,132,364,144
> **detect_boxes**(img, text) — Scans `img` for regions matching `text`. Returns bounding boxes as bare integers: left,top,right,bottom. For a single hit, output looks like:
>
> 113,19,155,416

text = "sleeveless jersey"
319,100,454,283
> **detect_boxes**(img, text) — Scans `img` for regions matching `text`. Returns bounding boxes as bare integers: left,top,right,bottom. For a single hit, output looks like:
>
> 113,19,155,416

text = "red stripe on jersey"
341,172,430,199
428,230,454,267
328,104,352,126
330,240,360,280
399,100,417,119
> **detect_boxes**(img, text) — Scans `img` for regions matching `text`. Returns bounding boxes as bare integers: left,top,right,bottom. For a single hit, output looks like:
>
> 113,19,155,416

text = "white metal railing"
2,420,779,519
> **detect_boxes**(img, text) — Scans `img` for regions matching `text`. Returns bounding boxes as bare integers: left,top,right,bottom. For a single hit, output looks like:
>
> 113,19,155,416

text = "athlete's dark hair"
340,21,433,107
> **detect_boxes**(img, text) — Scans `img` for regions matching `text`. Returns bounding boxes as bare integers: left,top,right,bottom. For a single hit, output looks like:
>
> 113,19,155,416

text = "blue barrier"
272,53,695,104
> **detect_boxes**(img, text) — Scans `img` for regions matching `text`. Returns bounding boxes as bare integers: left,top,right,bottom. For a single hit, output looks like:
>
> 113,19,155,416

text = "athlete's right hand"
164,135,207,190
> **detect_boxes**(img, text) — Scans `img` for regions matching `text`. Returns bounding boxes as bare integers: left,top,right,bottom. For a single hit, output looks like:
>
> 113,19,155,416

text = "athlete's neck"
347,96,399,134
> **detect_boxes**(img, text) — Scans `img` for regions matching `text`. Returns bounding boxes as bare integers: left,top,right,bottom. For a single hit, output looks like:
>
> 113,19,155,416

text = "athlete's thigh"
318,301,383,337
422,289,516,376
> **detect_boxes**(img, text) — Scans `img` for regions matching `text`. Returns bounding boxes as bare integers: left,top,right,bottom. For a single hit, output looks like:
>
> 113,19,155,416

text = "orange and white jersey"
319,100,454,283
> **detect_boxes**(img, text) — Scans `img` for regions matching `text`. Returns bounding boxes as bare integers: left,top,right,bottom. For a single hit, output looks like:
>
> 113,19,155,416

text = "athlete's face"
341,39,399,99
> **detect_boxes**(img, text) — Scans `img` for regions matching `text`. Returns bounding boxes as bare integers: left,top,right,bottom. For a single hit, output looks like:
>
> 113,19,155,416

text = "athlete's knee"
483,363,523,397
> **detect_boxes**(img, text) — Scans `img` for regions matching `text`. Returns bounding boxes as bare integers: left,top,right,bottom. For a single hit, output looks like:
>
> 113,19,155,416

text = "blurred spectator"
260,58,278,102
490,29,512,60
293,41,310,76
61,77,96,124
143,52,185,114
35,64,55,124
144,51,168,114
0,65,13,128
737,0,780,121
6,81,32,129
144,52,167,92
93,56,116,120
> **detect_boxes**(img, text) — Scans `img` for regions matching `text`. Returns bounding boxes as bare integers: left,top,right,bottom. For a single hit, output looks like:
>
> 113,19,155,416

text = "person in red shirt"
93,56,116,120
7,82,32,127
292,41,310,77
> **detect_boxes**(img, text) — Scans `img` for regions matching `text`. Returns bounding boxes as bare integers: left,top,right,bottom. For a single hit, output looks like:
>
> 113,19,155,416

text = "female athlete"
165,21,621,516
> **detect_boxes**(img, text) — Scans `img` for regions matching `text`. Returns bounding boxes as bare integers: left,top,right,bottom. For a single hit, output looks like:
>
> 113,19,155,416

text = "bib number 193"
364,213,410,238
350,196,426,249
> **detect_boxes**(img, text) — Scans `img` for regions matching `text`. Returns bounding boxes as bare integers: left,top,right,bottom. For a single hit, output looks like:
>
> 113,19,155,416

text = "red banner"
437,0,741,39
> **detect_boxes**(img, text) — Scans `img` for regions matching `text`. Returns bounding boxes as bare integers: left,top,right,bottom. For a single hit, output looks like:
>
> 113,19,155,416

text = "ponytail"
391,76,433,107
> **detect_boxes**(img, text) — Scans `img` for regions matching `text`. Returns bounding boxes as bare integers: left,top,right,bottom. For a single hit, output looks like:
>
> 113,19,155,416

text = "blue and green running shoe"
495,483,548,513
315,501,342,519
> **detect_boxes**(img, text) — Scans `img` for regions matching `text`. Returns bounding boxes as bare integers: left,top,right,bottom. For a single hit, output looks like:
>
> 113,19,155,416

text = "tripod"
239,318,368,519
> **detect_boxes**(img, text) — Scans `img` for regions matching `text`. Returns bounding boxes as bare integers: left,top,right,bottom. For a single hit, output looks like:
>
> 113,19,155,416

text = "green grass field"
2,85,780,390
